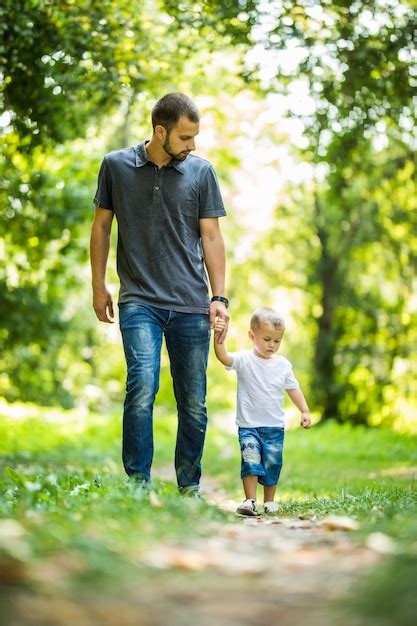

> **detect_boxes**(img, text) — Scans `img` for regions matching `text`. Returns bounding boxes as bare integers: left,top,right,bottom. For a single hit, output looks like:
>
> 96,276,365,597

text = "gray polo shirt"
93,141,226,314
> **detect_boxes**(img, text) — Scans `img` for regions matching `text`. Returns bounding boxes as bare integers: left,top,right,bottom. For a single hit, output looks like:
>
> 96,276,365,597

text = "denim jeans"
119,302,210,489
238,427,285,486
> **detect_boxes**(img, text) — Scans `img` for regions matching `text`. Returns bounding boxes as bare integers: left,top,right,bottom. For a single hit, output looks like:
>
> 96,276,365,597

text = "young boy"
214,307,311,517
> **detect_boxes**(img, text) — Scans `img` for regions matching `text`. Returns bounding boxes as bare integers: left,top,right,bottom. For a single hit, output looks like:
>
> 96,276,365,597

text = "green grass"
0,404,416,624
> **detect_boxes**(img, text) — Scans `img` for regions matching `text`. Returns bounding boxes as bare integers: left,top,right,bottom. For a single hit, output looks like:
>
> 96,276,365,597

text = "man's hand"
210,302,229,343
93,287,114,323
300,411,312,429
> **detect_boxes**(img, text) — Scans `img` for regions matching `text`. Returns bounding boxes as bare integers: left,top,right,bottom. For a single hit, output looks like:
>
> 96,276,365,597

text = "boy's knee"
241,442,261,465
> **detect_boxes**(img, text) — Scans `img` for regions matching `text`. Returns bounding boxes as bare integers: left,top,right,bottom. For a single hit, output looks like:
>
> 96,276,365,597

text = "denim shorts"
238,426,285,486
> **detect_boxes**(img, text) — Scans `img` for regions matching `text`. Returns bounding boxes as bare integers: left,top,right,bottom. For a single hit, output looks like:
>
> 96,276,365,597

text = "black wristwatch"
211,295,229,308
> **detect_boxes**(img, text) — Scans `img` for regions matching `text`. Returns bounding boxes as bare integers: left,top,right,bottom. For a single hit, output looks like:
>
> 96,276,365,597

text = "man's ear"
155,125,167,141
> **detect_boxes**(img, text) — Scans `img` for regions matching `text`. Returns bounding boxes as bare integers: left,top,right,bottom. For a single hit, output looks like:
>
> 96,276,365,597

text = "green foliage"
0,0,191,147
273,1,416,424
0,139,98,404
0,407,416,607
208,0,417,425
1,0,415,426
348,550,417,626
309,144,417,424
0,0,245,406
162,0,258,45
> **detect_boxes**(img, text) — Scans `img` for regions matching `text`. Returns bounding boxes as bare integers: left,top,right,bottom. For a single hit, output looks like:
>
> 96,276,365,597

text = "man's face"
162,115,199,161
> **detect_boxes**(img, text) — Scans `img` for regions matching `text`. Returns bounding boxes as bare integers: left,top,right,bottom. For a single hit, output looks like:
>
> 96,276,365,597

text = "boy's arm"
286,388,312,429
213,319,233,367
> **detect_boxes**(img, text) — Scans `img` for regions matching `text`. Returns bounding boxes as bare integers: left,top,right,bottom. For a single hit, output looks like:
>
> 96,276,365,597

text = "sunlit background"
1,0,416,431
1,4,416,626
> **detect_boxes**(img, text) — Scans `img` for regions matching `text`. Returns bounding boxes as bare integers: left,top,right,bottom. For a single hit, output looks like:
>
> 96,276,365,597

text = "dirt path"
1,475,384,626
136,478,381,626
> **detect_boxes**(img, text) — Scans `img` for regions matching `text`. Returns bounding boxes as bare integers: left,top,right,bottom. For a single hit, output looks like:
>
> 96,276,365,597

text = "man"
90,92,229,495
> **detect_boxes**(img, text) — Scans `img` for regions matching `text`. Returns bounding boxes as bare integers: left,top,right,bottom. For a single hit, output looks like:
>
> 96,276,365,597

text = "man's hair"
250,307,286,331
151,92,200,133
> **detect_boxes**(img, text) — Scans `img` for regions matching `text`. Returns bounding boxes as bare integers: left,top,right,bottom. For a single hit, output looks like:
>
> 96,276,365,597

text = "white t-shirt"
226,350,300,428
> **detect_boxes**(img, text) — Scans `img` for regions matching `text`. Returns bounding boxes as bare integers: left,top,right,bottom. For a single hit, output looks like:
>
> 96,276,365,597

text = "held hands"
214,317,227,343
210,303,229,343
213,316,233,367
300,411,312,429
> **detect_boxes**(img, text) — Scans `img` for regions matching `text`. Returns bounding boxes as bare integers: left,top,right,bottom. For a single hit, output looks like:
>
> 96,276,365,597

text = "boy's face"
249,322,285,359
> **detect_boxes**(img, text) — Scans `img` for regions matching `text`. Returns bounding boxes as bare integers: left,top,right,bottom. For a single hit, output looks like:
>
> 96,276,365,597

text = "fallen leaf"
144,547,206,571
297,510,317,521
366,532,397,554
321,515,359,531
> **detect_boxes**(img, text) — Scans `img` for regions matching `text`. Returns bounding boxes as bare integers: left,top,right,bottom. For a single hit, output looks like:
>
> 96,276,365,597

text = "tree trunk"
313,194,341,422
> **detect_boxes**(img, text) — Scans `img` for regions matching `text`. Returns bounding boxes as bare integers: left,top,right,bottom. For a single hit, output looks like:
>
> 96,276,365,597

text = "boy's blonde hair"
250,307,285,331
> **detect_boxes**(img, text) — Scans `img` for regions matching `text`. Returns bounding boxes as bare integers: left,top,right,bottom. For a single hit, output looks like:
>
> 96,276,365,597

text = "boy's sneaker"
263,501,279,515
236,499,259,517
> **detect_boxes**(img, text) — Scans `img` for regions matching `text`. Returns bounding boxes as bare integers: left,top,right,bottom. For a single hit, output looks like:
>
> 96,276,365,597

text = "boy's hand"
300,411,312,429
214,317,227,340
213,317,232,366
211,304,229,343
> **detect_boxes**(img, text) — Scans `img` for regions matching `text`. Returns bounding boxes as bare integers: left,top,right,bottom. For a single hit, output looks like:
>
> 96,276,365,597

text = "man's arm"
200,217,229,342
90,207,115,323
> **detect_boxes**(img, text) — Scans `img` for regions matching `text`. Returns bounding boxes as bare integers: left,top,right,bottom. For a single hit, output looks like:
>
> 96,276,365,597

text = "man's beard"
163,139,190,161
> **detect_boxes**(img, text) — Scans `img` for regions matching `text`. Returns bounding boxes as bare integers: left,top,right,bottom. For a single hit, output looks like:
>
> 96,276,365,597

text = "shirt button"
155,186,159,190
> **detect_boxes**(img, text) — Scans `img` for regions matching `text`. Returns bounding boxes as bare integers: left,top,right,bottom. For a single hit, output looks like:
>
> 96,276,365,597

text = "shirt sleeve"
93,157,113,211
198,165,226,219
225,352,244,372
285,364,300,390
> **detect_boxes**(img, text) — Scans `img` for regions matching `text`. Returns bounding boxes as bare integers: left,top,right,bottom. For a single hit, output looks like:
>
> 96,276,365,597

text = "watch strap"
211,295,229,308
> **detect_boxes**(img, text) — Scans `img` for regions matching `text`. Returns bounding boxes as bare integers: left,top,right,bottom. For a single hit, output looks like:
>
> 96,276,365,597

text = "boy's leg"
242,475,258,500
236,428,265,516
264,484,277,503
236,475,260,516
259,427,285,512
238,428,266,488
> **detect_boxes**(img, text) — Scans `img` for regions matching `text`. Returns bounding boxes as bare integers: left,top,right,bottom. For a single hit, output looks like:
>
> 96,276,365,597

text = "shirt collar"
135,141,185,174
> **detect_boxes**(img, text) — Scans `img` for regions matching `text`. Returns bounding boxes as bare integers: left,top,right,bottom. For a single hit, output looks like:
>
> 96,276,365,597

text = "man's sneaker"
127,474,152,494
236,499,259,517
179,485,201,498
263,501,279,515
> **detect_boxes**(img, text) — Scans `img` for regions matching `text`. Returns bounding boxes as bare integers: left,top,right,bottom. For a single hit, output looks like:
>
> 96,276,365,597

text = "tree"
0,0,254,405
0,0,211,403
247,0,416,423
170,0,416,424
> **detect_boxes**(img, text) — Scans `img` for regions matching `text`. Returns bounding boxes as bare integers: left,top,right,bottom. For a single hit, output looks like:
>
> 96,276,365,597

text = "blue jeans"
119,302,210,489
238,427,285,486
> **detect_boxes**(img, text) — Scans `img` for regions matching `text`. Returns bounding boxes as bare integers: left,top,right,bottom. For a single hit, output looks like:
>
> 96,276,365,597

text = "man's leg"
165,312,210,491
119,303,165,481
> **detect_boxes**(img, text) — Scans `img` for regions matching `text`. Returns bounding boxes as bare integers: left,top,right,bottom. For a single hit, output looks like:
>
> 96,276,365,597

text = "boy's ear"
248,329,254,340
